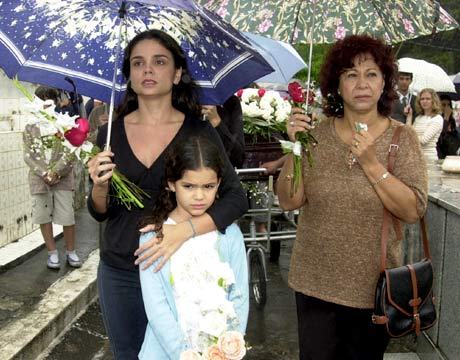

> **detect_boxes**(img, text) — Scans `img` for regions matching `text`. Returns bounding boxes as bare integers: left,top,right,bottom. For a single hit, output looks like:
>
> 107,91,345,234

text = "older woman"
277,35,428,359
408,88,444,162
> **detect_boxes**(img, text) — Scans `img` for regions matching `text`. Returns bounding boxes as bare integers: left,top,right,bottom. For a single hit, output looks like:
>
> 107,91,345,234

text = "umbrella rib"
371,0,395,43
195,52,254,88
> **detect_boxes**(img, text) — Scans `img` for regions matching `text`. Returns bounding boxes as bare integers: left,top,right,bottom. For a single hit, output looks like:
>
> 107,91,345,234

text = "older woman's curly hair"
319,34,398,118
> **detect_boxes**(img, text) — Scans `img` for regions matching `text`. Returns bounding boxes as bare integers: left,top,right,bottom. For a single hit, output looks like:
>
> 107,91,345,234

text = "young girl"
138,136,249,359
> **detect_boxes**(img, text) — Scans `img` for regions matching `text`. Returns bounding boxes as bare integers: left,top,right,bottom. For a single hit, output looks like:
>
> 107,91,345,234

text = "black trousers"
295,292,390,360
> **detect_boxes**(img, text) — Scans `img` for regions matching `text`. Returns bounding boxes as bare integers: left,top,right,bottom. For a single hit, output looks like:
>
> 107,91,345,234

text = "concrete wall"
0,131,36,247
416,191,460,359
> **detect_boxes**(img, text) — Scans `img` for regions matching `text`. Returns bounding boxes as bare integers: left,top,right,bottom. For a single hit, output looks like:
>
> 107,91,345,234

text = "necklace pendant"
347,151,357,169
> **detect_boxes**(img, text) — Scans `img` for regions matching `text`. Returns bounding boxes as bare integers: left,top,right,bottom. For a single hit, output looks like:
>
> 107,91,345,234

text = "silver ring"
353,141,359,148
289,121,295,127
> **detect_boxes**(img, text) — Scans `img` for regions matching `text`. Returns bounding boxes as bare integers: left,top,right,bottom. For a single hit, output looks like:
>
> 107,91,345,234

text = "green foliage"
291,43,332,84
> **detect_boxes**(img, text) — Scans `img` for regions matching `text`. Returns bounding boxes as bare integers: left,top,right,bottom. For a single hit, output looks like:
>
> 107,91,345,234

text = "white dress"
413,114,443,161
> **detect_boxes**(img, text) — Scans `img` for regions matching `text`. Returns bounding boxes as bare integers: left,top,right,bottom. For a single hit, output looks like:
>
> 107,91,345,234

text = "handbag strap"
379,126,431,272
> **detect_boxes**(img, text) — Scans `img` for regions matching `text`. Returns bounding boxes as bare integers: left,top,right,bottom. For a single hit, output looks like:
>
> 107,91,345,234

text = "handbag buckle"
371,314,388,324
388,144,399,153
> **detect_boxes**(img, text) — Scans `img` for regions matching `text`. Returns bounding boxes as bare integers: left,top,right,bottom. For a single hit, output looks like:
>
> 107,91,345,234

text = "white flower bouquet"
236,88,291,142
176,238,247,359
16,78,149,210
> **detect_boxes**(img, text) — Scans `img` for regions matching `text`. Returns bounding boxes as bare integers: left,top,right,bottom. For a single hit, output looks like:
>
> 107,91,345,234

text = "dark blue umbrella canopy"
0,0,273,105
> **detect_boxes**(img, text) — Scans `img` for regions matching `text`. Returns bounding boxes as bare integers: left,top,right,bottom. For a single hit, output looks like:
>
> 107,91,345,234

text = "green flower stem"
289,102,318,197
111,169,149,210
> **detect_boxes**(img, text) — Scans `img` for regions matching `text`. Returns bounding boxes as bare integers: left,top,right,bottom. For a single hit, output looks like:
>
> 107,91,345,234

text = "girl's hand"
87,150,116,187
287,107,313,142
134,223,188,272
350,130,377,168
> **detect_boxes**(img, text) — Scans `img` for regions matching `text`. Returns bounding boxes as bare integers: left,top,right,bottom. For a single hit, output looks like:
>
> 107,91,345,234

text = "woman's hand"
135,223,189,272
87,150,116,188
287,107,313,142
350,129,378,168
201,105,221,127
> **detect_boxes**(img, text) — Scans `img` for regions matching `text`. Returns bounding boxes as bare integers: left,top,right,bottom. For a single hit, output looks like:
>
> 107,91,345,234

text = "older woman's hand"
287,107,314,142
135,223,188,272
87,150,116,187
350,129,377,168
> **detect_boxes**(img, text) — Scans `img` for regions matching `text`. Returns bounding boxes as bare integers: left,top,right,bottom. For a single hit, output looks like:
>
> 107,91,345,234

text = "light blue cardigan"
138,223,249,360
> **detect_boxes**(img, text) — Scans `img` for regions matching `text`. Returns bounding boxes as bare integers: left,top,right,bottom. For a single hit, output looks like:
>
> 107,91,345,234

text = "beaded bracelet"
188,219,197,238
372,171,390,188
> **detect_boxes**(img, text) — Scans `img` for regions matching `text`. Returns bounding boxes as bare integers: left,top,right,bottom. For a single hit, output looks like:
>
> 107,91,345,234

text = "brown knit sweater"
288,118,428,309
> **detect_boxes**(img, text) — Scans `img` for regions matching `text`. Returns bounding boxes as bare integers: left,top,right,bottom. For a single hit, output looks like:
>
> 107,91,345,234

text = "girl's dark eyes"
182,184,216,189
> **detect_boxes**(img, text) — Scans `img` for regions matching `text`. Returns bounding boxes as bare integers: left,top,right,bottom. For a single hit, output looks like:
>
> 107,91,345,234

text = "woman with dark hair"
138,136,248,358
437,94,460,158
277,35,428,358
87,29,247,359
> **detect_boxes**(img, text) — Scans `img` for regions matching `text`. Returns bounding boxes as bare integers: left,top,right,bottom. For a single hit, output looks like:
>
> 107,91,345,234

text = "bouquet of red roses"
281,81,318,196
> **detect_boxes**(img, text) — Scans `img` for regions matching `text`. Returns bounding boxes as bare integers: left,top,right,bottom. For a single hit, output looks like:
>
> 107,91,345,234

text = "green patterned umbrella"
199,0,459,44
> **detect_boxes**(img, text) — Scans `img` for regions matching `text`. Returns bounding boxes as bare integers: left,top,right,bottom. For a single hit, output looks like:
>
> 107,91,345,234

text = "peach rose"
180,349,202,360
217,331,246,360
203,344,226,360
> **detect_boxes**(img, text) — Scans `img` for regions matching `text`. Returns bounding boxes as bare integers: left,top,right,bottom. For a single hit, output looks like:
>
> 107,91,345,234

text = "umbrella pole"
304,1,316,115
105,0,127,151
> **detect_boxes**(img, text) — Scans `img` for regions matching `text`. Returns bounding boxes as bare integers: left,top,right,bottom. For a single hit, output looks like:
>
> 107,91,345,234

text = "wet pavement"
0,208,99,332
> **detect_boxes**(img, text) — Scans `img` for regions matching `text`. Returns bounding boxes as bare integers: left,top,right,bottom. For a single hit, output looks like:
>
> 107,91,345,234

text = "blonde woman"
408,88,443,161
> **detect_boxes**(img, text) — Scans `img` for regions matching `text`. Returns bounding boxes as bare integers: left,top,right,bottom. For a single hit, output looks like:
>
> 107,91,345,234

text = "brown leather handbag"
371,126,436,337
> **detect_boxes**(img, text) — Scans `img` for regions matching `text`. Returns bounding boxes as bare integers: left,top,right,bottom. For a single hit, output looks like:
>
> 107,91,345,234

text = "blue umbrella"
0,0,273,107
242,32,306,84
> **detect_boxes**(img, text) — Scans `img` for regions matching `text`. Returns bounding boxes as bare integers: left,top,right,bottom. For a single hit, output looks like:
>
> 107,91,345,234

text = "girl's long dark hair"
138,136,224,233
117,29,202,118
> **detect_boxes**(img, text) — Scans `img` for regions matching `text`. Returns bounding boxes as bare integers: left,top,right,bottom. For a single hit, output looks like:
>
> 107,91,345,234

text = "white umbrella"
398,57,456,93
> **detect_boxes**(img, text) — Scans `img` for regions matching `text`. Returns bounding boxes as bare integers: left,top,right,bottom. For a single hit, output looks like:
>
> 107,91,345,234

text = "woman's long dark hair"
117,29,202,118
138,136,224,233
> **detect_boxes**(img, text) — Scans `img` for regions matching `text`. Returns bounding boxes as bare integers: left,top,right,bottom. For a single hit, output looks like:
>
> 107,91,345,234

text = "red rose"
236,89,243,97
75,117,90,134
288,81,306,103
258,88,266,98
64,118,90,146
64,128,87,146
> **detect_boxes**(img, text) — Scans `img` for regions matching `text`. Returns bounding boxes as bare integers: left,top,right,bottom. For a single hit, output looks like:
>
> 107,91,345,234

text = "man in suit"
391,71,417,124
